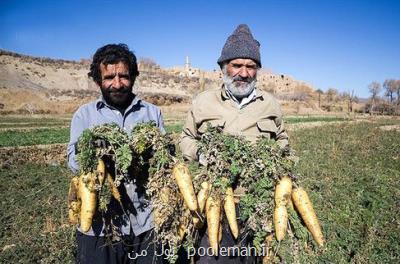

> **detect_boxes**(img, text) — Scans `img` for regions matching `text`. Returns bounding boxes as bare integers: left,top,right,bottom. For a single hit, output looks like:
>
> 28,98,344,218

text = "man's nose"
238,67,250,78
112,76,122,89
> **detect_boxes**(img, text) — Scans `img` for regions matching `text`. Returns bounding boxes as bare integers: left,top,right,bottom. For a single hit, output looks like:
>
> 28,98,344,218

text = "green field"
0,122,69,129
281,121,400,263
0,128,70,147
0,115,351,147
0,122,183,147
0,116,71,125
284,115,349,124
0,118,399,263
0,164,75,263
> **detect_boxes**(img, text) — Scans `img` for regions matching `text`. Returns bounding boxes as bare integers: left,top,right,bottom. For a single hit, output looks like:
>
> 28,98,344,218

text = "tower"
185,56,191,72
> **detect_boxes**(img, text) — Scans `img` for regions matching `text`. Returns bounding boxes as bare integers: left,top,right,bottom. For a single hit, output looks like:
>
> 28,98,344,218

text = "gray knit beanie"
217,24,261,68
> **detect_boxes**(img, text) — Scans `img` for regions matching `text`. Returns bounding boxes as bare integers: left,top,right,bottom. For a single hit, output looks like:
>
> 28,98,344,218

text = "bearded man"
67,44,166,264
179,24,289,263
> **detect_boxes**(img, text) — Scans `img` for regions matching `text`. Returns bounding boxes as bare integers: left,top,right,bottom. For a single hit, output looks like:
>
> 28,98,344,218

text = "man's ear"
131,75,137,84
131,71,139,82
220,62,228,73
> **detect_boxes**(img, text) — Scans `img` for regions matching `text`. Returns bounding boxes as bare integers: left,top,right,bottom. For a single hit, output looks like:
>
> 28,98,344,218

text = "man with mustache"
67,44,165,264
180,24,289,263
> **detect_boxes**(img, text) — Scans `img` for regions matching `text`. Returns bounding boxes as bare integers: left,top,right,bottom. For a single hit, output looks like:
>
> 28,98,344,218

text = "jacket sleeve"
274,105,289,149
179,107,200,161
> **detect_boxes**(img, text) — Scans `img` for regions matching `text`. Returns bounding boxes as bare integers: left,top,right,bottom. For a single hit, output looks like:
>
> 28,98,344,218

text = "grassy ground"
0,115,350,147
0,115,71,124
279,121,400,263
0,128,70,147
0,119,399,263
284,116,349,124
0,122,69,129
0,163,76,263
0,124,182,147
0,114,380,147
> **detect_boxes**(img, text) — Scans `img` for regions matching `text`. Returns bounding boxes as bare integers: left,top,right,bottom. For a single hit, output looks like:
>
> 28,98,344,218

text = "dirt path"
0,143,67,168
0,126,69,132
378,125,400,132
285,119,371,130
0,122,68,125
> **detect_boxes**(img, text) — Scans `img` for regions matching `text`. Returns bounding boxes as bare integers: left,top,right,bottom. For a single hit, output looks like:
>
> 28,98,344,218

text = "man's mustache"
106,86,131,94
232,76,254,83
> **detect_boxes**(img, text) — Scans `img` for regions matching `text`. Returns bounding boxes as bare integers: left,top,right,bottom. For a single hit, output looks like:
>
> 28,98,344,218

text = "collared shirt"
179,87,289,161
67,95,165,236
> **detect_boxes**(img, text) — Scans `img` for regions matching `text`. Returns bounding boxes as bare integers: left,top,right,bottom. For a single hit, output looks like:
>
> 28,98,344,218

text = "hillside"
0,49,323,114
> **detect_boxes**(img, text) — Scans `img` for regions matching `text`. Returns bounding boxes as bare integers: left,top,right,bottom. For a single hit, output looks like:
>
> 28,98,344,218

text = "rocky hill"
0,49,318,114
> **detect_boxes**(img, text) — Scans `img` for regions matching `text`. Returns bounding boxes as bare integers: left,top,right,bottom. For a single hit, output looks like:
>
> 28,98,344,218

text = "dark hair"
88,43,139,85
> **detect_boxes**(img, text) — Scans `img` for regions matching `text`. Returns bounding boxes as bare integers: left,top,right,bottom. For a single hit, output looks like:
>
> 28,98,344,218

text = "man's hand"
167,144,176,156
94,139,107,148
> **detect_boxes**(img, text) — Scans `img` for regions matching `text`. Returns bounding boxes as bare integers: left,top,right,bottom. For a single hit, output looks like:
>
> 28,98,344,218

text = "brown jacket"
179,88,289,161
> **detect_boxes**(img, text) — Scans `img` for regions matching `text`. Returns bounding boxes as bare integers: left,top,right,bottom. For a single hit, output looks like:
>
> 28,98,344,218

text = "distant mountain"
0,49,320,114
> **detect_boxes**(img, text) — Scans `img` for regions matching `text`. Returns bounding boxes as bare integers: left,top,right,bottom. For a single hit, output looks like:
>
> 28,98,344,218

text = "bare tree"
395,79,400,105
383,79,396,103
326,88,338,103
342,90,357,113
368,81,381,113
138,57,159,71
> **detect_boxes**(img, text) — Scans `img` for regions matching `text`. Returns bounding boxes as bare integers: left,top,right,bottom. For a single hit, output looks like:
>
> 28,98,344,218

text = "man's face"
99,61,134,108
223,58,258,99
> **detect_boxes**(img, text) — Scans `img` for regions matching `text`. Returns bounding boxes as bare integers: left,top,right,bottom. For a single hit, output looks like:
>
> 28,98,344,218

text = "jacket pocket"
198,120,225,134
256,120,277,138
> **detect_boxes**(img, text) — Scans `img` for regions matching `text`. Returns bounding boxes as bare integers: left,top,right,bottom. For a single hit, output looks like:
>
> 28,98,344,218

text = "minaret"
185,56,191,72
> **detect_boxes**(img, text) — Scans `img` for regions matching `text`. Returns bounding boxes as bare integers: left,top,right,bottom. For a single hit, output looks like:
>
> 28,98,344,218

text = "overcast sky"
1,0,399,98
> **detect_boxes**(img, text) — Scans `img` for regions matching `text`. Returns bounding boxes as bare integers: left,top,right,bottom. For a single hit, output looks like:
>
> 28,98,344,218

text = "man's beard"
100,84,134,110
222,72,257,100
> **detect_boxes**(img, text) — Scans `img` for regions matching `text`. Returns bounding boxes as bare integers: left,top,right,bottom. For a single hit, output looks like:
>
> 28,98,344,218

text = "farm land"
0,113,399,263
